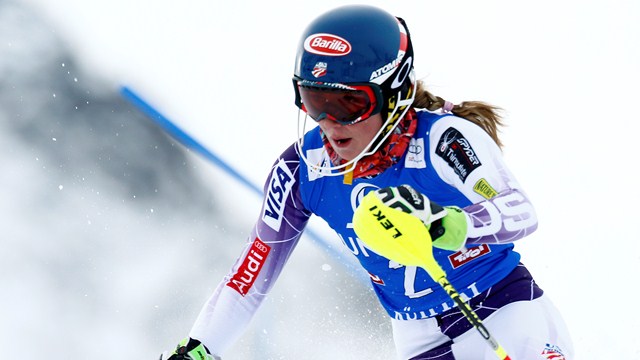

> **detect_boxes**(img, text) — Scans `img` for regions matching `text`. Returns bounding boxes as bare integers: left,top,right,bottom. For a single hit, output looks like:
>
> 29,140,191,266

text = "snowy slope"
5,0,640,358
0,2,391,359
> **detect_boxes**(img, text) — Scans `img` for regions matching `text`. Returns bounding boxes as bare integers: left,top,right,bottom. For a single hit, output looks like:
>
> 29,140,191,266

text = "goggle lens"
295,81,380,125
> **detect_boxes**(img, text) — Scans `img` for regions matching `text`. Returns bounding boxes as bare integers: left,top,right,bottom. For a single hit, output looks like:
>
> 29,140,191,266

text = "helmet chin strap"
296,72,416,177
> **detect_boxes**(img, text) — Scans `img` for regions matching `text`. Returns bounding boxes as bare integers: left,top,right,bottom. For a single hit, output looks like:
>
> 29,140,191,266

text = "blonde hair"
412,80,505,149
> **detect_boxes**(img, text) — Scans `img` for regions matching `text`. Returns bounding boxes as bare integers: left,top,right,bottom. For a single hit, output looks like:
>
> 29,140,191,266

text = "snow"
4,0,640,358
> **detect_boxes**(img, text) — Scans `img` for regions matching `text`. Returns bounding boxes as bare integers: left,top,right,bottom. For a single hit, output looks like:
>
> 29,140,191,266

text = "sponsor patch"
473,178,498,199
262,158,294,231
436,127,482,182
405,137,426,169
370,21,408,84
305,147,332,181
541,343,566,360
368,272,385,285
370,51,404,83
226,238,271,296
448,244,491,269
304,33,351,56
312,62,327,78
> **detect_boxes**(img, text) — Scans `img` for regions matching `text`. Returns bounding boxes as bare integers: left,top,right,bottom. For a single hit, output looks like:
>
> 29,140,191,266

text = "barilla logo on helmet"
304,33,352,56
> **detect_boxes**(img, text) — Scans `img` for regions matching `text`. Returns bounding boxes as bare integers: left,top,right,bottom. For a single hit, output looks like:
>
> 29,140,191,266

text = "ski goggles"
293,77,384,125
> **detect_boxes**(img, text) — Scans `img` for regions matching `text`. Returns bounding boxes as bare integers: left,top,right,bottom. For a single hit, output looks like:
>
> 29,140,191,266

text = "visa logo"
262,158,294,231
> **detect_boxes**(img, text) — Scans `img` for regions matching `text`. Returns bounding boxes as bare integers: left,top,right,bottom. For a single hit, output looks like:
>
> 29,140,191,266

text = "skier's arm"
186,144,311,357
429,117,538,246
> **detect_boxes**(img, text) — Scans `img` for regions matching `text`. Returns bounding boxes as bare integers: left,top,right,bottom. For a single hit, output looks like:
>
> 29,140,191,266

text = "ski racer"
160,5,574,360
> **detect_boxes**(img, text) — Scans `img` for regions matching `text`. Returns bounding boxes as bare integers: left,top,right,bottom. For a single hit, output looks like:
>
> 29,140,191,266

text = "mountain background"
2,0,639,358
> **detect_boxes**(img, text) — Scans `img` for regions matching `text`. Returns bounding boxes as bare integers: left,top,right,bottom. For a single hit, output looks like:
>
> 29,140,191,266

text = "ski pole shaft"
430,271,511,360
352,193,511,360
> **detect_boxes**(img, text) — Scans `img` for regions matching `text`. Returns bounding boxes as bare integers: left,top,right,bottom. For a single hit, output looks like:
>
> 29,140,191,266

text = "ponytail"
413,80,505,148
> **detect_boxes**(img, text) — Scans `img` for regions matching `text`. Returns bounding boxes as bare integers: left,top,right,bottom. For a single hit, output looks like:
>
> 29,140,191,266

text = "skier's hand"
159,338,220,360
372,185,468,251
430,206,468,251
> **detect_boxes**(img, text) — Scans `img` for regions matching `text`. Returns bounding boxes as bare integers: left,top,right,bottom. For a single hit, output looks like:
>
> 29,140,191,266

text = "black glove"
375,185,468,251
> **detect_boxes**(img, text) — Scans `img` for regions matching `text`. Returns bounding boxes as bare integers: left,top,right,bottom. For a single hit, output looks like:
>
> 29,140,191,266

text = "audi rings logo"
405,138,426,169
253,239,269,253
409,142,422,155
304,33,352,56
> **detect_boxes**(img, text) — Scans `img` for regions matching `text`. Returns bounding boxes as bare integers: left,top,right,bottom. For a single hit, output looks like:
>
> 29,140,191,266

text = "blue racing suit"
189,110,540,358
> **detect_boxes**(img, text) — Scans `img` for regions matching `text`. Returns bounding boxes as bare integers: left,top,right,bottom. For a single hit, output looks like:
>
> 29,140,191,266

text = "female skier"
160,5,573,360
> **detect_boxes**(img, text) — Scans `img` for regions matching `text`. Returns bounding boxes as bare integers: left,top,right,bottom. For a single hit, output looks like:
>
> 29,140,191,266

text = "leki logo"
226,238,271,296
304,33,352,56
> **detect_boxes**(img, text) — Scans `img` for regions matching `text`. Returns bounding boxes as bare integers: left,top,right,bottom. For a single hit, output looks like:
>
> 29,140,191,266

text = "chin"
336,151,355,161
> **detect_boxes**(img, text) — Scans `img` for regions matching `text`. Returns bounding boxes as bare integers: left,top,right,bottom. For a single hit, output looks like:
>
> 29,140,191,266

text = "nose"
318,118,344,133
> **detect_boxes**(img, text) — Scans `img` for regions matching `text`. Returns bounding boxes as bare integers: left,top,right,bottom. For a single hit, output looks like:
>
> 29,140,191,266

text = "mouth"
333,137,352,147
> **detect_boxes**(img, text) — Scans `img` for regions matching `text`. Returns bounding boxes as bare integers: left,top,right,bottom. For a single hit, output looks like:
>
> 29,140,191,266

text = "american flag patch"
312,62,327,78
541,343,566,359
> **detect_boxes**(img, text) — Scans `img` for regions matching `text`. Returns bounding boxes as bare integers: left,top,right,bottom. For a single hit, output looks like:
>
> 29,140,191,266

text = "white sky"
20,0,640,358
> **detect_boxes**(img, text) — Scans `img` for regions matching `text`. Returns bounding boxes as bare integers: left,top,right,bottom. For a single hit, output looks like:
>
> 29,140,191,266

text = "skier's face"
318,113,383,161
